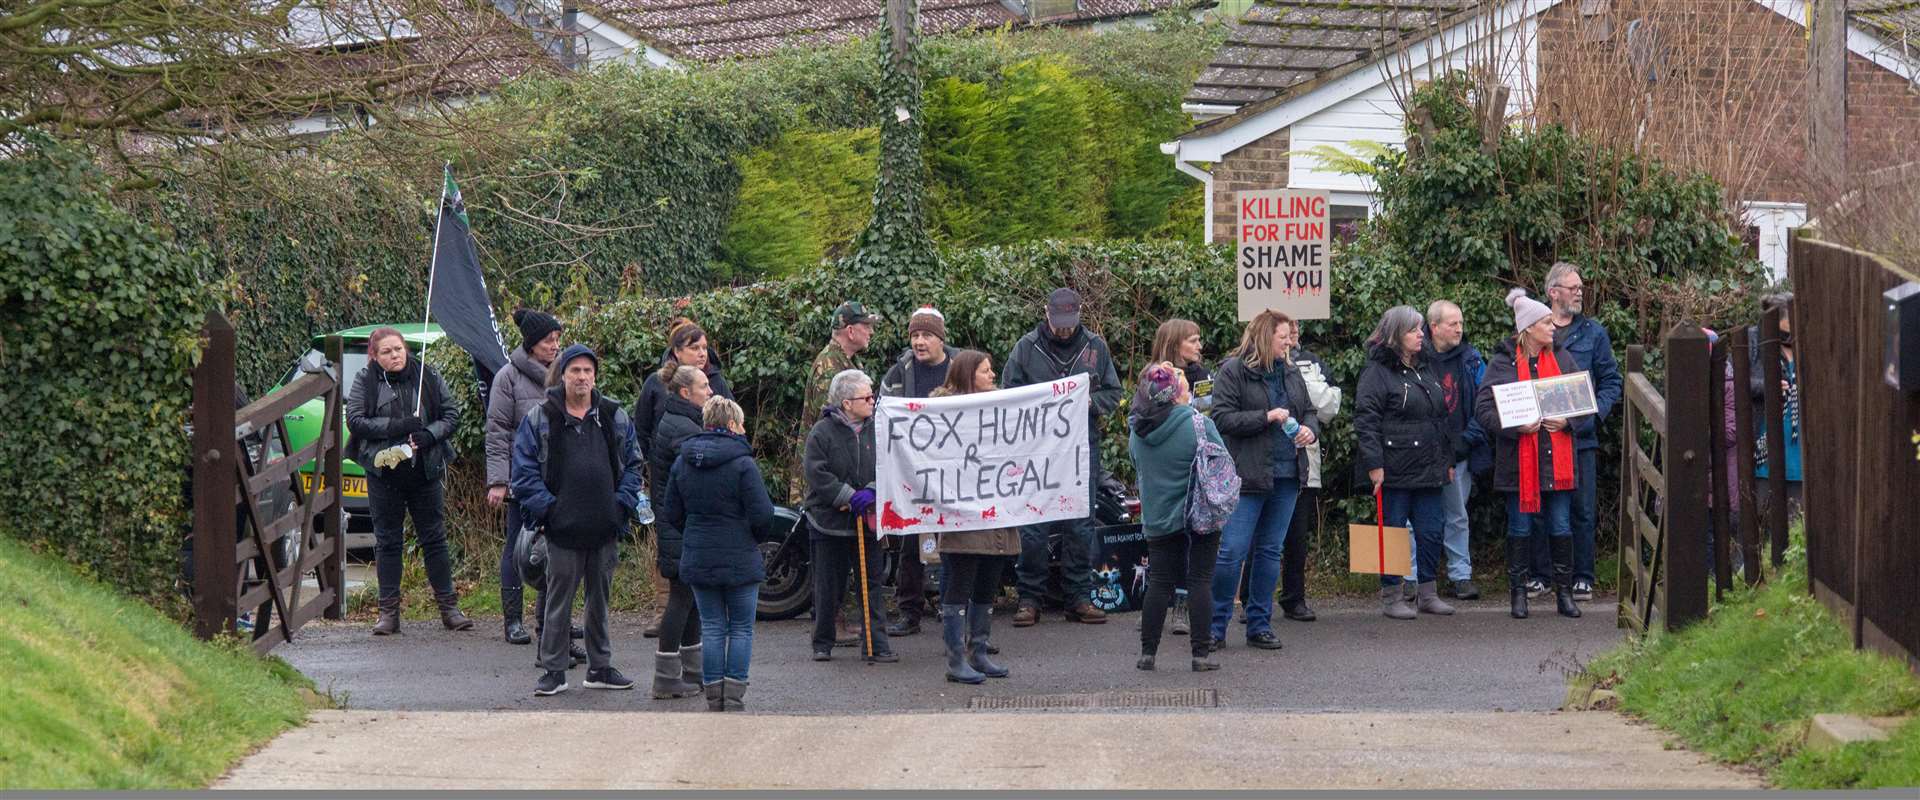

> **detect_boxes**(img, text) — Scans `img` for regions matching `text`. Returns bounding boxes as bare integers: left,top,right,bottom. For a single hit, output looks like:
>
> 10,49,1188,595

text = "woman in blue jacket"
658,396,775,712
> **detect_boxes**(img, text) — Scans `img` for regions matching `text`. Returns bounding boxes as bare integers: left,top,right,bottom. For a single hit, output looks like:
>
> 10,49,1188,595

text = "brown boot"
1065,602,1108,624
436,592,474,631
1011,601,1039,628
372,596,401,636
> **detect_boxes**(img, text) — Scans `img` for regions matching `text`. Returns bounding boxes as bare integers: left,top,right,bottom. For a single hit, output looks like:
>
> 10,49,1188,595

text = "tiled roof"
587,0,1202,62
1850,0,1920,43
1183,0,1470,118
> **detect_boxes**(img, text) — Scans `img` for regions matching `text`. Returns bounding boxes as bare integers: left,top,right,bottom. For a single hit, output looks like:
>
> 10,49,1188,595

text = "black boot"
502,585,530,644
1551,536,1581,618
1506,536,1529,620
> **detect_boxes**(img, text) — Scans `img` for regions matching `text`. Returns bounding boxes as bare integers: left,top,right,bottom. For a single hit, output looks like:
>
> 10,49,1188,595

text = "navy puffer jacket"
660,430,776,588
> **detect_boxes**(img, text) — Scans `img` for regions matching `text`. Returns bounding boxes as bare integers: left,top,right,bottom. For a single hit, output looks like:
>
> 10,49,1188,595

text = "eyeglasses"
1553,284,1585,294
848,395,875,404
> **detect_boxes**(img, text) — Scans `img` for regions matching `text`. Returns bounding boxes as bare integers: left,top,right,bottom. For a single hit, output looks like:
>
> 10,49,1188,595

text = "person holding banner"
877,306,958,638
1474,290,1583,620
1208,310,1319,651
347,327,470,636
1004,288,1124,628
802,369,898,663
925,350,1019,684
1128,363,1225,672
1353,306,1459,621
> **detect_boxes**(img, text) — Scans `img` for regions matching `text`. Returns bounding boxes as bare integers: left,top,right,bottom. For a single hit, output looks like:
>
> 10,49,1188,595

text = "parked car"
273,323,446,554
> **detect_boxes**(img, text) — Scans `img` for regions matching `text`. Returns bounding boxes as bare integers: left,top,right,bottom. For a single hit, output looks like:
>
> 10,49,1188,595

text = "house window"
1331,204,1370,244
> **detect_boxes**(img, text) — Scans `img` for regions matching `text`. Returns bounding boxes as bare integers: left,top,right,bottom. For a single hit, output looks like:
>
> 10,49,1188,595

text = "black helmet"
514,524,547,590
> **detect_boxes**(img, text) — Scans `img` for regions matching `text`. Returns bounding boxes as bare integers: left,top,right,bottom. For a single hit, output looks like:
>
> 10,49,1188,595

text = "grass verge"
1582,531,1920,789
0,536,315,789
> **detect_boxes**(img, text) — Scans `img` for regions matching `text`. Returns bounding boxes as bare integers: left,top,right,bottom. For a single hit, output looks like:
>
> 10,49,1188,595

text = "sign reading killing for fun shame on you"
1236,188,1331,321
874,375,1092,536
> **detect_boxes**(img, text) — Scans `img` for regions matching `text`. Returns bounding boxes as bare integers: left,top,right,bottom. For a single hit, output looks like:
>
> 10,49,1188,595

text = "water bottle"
1281,416,1300,438
633,501,655,526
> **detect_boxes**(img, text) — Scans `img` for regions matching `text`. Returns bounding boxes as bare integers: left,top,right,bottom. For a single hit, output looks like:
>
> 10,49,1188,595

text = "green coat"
1127,404,1222,538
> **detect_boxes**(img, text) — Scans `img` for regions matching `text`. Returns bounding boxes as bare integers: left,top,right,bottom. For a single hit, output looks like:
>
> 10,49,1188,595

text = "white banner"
874,374,1092,536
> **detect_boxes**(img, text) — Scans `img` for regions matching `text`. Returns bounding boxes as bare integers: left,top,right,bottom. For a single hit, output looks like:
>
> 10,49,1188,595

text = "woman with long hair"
1354,306,1459,620
633,317,734,637
928,350,1019,684
1147,318,1209,636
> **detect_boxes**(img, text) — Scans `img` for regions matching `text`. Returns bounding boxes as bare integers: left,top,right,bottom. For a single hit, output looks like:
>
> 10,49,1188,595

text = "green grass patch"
0,536,314,789
1584,530,1920,788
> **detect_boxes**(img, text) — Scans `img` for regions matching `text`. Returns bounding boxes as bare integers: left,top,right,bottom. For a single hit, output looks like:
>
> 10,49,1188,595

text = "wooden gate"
1617,327,1713,633
192,311,346,654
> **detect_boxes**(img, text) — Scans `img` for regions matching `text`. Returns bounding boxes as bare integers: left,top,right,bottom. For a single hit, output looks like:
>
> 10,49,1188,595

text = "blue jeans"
692,583,758,684
1378,486,1446,587
1506,491,1573,538
1530,448,1597,584
1440,459,1474,582
1210,481,1300,640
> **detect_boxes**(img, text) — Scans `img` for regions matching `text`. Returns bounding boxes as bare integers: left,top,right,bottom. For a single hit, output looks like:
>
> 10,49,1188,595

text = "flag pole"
416,161,452,417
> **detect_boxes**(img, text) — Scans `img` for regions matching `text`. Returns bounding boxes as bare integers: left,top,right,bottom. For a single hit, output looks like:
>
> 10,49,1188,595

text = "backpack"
1185,412,1241,533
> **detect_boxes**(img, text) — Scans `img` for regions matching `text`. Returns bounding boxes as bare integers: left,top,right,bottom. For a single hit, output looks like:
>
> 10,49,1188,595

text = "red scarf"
1516,343,1576,513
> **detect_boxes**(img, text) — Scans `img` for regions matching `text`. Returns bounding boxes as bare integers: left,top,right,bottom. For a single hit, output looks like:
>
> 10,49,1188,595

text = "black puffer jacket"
1473,338,1582,493
801,407,876,538
660,430,776,588
648,392,704,579
1353,344,1456,490
1210,355,1319,494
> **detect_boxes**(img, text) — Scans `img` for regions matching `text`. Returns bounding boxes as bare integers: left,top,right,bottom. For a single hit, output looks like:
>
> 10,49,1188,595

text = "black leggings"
657,577,702,653
939,554,1007,606
1141,530,1222,658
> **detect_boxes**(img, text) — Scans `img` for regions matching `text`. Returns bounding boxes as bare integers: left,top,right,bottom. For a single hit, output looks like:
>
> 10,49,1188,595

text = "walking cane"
855,515,877,660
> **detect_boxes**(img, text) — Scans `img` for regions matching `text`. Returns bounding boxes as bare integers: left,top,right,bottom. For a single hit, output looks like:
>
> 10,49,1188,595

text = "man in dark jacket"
511,344,649,697
876,306,957,636
1537,262,1623,602
1002,288,1125,627
1425,300,1491,600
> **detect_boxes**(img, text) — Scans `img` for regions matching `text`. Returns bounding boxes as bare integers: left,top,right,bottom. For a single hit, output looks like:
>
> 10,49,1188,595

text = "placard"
1493,371,1598,428
1235,189,1331,321
874,375,1092,536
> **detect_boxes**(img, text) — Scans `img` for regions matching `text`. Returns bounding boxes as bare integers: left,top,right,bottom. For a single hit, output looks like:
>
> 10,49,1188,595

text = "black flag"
428,167,508,378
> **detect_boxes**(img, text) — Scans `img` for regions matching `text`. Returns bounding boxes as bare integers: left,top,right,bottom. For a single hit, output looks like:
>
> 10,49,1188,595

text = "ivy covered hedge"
0,138,208,598
139,17,1221,393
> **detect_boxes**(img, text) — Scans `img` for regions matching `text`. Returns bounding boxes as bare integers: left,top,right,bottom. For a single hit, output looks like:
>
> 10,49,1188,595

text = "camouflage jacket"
803,341,862,431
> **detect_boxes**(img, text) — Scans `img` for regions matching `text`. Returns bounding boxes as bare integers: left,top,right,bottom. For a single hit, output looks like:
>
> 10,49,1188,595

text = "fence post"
192,312,240,640
1760,302,1789,567
1617,344,1645,630
1708,337,1732,598
1663,325,1712,629
1730,326,1764,585
321,335,347,620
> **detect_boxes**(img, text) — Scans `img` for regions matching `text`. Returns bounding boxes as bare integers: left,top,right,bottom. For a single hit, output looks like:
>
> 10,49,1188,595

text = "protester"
927,350,1018,684
1475,290,1583,619
878,306,958,638
1003,288,1124,627
1128,363,1226,672
1209,310,1318,649
633,318,734,637
1424,300,1492,600
1278,324,1340,622
487,309,563,647
346,327,469,637
1146,318,1210,635
659,396,776,711
802,301,879,646
645,365,714,700
510,344,648,696
1747,293,1802,515
802,369,898,663
1534,262,1621,603
1354,306,1459,620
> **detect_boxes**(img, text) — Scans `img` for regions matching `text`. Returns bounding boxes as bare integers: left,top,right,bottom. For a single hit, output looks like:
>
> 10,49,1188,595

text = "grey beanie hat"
1507,287,1552,331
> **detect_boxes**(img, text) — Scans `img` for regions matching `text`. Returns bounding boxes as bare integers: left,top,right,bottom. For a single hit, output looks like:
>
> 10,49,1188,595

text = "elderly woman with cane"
802,369,898,664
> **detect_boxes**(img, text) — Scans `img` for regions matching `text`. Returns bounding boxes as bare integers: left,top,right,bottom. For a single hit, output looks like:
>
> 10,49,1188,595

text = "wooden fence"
1617,329,1713,633
192,311,347,654
1789,234,1920,673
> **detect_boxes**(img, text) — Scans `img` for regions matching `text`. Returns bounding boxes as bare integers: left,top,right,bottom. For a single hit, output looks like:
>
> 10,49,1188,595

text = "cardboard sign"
1236,189,1331,321
874,376,1092,536
1493,371,1598,428
1348,521,1413,576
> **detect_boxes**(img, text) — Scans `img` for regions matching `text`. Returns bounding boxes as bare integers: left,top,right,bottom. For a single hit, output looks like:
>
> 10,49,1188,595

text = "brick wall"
1210,128,1290,244
1535,0,1920,203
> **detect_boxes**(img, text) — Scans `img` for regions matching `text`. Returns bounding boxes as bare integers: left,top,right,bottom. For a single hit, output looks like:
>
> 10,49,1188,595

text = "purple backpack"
1186,412,1241,533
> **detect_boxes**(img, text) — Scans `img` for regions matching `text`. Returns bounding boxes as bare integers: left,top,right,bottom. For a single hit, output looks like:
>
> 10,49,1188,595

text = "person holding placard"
1353,307,1458,621
926,350,1020,685
1474,289,1583,620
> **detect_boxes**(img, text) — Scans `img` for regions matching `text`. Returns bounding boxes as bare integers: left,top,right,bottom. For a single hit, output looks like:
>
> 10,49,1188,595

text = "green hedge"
0,138,208,598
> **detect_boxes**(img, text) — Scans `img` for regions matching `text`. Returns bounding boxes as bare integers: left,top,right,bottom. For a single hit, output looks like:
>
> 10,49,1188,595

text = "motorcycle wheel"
756,510,812,620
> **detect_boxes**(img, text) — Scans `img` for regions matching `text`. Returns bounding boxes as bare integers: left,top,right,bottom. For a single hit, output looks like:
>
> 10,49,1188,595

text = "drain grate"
967,688,1218,710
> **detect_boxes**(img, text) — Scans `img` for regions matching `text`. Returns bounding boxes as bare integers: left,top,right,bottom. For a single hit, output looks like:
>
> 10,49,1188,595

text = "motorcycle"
755,474,1142,620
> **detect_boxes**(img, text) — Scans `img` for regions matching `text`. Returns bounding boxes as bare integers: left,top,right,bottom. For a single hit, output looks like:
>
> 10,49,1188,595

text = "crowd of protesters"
344,259,1725,708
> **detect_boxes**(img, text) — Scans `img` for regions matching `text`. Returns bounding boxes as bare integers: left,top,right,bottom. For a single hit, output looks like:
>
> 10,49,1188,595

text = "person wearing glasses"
1533,262,1622,604
801,369,898,664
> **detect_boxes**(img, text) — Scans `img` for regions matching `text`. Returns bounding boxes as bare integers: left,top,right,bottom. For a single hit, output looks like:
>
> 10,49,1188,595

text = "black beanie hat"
513,308,562,352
